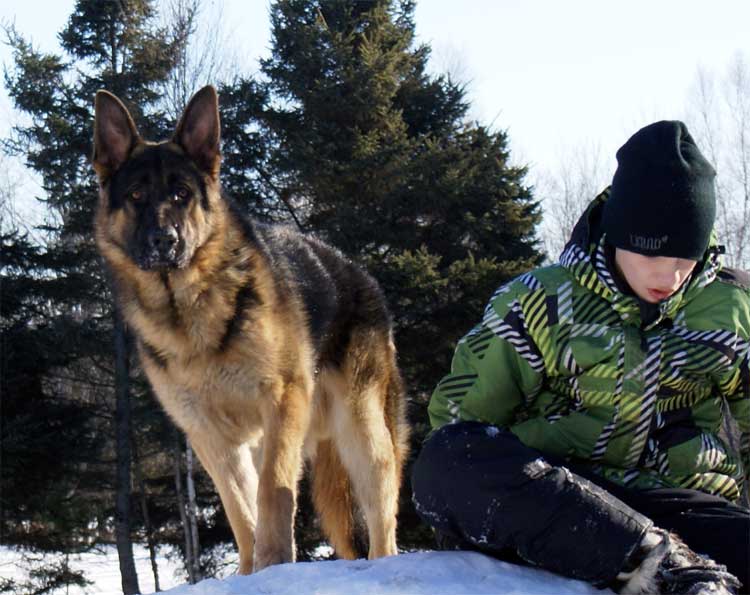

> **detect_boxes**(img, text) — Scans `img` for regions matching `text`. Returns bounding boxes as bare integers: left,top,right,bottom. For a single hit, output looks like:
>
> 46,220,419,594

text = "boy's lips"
648,288,673,301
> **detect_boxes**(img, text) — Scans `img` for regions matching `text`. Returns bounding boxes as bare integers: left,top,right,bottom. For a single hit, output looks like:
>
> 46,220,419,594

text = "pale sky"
415,1,750,174
2,0,750,209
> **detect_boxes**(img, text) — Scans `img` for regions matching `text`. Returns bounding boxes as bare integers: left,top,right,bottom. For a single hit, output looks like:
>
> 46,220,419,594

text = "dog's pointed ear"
174,86,221,177
93,90,140,180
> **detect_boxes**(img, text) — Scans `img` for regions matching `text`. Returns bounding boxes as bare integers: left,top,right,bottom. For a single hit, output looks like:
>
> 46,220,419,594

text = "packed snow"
2,546,614,594
160,551,611,595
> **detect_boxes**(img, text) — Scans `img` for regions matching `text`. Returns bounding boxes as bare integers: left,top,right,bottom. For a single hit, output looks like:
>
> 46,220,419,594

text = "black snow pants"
411,421,750,590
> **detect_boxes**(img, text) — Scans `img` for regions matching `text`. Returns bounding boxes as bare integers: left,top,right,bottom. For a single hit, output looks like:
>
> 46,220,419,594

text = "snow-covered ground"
0,544,186,593
161,551,612,595
2,546,613,594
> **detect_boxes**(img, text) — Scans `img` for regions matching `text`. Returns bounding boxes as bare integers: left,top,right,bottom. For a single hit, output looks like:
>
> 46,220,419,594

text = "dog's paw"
253,543,294,572
237,556,254,575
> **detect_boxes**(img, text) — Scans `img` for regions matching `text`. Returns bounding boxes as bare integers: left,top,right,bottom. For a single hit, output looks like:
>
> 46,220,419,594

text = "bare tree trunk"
186,444,202,582
160,0,237,120
174,433,196,583
114,310,140,595
687,53,750,270
133,437,161,592
538,140,607,260
725,54,750,269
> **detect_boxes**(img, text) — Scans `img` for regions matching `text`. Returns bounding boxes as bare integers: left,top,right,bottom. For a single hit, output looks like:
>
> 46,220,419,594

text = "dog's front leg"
188,429,261,575
254,382,312,571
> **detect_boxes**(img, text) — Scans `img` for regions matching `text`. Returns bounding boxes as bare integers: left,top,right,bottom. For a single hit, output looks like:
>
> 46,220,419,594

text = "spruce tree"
253,0,543,550
259,0,542,398
3,1,197,590
0,231,102,594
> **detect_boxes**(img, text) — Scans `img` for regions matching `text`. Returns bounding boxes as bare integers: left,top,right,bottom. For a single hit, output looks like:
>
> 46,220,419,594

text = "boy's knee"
412,422,482,508
420,420,538,461
413,422,491,480
411,425,455,500
411,421,538,499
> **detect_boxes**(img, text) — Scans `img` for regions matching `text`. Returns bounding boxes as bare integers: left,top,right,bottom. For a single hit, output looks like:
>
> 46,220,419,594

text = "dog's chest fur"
122,257,308,437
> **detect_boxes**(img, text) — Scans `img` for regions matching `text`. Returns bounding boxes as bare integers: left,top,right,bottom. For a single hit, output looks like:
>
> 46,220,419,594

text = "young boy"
411,121,749,594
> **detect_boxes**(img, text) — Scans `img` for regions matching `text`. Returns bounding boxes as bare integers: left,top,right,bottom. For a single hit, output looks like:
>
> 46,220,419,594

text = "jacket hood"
559,188,723,329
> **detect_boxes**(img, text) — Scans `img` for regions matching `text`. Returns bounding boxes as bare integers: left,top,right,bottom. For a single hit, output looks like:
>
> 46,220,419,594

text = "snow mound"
159,551,612,595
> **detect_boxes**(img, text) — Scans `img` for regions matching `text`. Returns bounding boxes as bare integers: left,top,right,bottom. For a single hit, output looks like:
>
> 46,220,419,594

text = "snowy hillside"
160,551,612,595
2,546,615,594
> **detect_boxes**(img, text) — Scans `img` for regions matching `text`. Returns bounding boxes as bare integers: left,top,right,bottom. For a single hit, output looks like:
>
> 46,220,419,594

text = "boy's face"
614,248,698,304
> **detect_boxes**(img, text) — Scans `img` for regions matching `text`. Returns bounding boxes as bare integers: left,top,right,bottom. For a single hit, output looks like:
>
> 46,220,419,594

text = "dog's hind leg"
188,430,260,575
333,385,400,558
324,334,407,560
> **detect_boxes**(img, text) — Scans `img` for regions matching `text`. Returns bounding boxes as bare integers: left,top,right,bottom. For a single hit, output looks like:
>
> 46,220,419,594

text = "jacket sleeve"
725,350,750,489
428,279,545,431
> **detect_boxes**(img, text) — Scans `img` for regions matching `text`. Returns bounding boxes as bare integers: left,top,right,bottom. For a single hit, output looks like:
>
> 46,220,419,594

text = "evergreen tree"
258,0,542,398
251,0,543,550
215,78,285,221
0,231,102,594
2,1,204,590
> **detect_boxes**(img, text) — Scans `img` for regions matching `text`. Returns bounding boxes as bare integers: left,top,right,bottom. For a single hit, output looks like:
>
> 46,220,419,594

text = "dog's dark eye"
174,187,191,201
130,189,142,201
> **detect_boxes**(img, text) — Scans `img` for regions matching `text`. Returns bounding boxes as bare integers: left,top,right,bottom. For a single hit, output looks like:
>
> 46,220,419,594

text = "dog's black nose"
148,227,178,255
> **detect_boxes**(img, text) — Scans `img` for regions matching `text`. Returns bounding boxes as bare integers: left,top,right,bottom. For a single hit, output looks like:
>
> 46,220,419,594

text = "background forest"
1,1,748,593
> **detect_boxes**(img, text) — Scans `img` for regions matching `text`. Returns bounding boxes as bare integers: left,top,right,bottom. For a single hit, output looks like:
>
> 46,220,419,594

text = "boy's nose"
654,269,682,291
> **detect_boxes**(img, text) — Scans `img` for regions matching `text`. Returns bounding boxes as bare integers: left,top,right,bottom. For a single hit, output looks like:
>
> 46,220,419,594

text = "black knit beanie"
602,120,716,260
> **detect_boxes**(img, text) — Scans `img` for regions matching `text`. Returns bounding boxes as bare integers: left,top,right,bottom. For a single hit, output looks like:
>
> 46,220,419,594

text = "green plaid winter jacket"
429,190,750,502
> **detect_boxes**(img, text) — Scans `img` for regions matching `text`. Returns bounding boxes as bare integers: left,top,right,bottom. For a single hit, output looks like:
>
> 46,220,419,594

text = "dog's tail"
311,439,364,559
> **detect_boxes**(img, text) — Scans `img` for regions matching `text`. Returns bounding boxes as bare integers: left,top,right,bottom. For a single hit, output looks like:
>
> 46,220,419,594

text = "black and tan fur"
92,86,409,574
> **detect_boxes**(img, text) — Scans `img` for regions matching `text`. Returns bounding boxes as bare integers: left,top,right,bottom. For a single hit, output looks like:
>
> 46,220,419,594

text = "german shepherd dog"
92,86,409,574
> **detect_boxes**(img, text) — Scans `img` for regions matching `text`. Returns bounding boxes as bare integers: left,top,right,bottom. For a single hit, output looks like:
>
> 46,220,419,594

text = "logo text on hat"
629,235,669,251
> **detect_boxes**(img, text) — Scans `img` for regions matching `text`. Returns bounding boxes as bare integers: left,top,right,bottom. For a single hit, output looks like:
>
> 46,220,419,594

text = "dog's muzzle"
140,226,181,270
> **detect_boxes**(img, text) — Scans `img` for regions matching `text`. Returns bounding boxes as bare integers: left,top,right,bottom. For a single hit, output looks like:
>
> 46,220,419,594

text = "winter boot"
617,527,741,595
